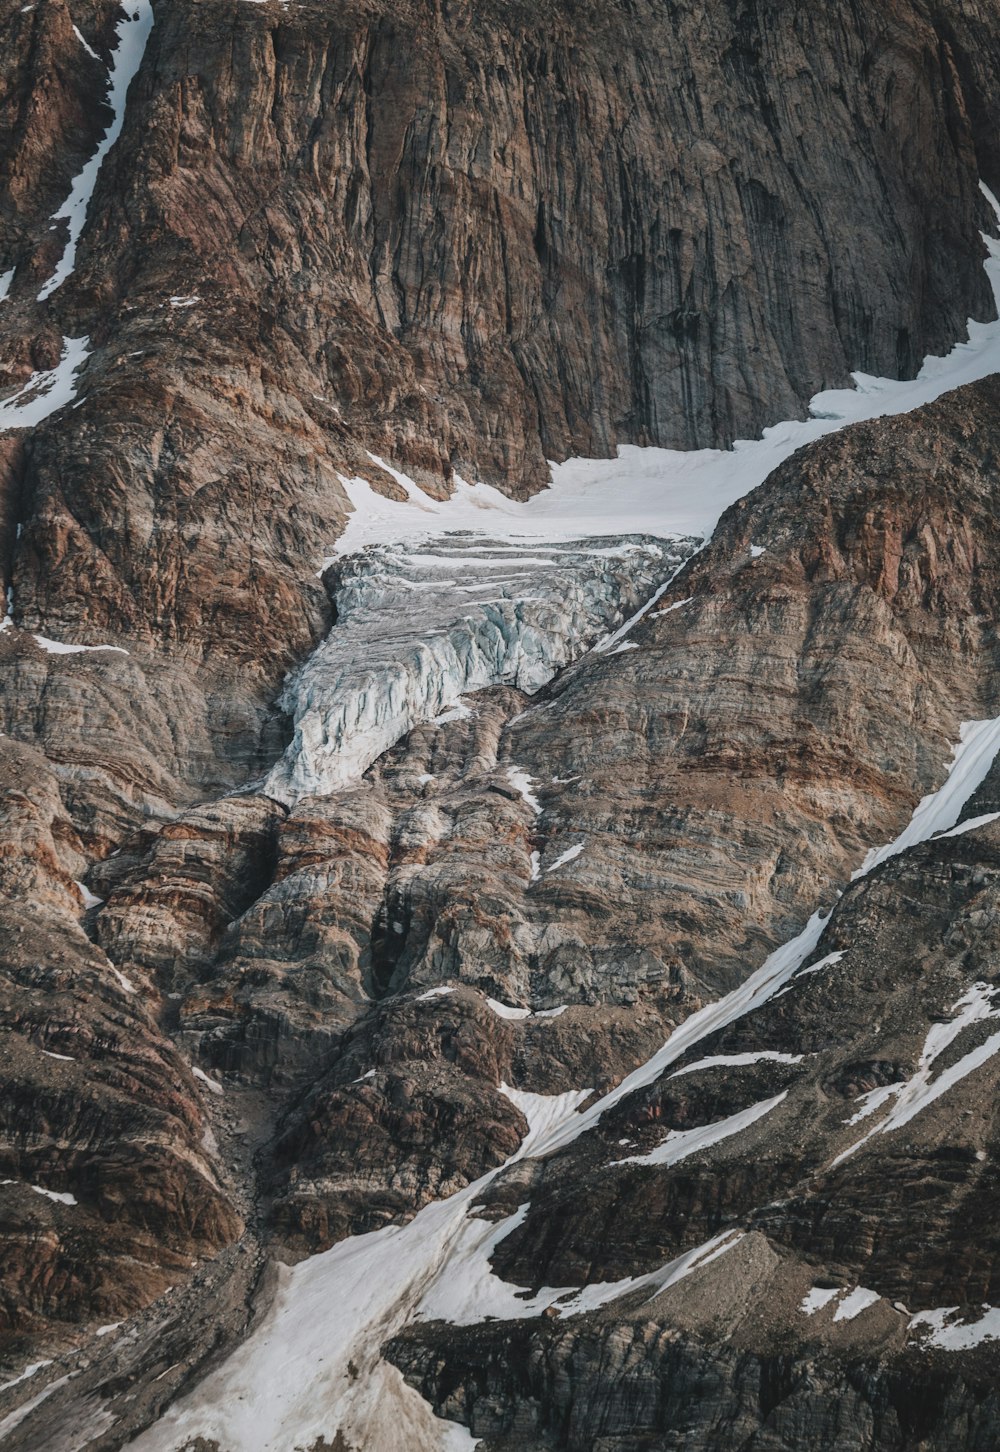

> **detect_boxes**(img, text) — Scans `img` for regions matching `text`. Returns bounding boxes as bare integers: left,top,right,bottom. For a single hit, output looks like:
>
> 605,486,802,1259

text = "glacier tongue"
265,532,696,804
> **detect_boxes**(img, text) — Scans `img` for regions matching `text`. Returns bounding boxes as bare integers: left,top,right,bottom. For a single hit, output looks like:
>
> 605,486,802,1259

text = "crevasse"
264,533,696,804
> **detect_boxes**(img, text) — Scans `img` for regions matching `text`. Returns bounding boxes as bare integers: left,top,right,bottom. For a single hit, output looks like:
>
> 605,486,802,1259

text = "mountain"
3,1,1000,1449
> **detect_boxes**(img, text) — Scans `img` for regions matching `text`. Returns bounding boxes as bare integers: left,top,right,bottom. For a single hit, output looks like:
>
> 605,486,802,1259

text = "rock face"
4,0,1000,1448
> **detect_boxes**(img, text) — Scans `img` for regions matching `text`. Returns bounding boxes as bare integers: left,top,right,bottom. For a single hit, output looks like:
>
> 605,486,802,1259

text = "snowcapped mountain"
3,2,1000,1449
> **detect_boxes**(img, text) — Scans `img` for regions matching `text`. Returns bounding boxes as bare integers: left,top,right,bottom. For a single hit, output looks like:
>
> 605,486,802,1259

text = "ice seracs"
265,534,696,804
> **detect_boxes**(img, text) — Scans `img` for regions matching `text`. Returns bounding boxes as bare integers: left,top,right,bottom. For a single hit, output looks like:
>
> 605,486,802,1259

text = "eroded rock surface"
4,0,1000,1447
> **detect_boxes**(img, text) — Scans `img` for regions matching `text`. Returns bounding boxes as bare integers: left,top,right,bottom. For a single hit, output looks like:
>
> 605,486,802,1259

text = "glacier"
264,532,697,804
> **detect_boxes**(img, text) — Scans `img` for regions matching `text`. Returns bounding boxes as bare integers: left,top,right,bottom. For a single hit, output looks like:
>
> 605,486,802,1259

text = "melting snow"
72,23,99,60
486,998,568,1022
0,1361,52,1395
486,999,531,1021
33,634,127,655
855,718,1000,878
0,1373,76,1442
933,811,1000,840
74,879,104,909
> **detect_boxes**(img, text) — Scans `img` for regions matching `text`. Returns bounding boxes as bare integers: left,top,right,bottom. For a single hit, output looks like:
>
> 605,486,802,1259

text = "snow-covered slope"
264,187,1000,807
127,709,1000,1452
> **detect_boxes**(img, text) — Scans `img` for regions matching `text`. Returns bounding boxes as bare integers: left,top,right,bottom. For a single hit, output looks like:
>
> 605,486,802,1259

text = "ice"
670,1051,804,1078
613,1092,787,1168
546,842,584,873
801,1287,840,1316
0,336,90,430
266,535,692,804
37,0,154,300
119,189,1000,1452
910,1304,1000,1350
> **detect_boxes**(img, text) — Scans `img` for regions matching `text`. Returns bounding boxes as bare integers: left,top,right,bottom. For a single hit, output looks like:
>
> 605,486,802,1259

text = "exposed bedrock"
2,0,1000,712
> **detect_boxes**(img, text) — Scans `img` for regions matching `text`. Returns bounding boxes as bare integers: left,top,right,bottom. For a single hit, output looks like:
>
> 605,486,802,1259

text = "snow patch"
191,1065,224,1096
0,336,90,430
72,23,100,60
0,1360,52,1395
833,982,1000,1163
613,1092,787,1169
546,842,584,873
833,1287,881,1322
33,634,127,655
505,767,541,815
31,1185,77,1206
74,879,103,909
801,1287,840,1316
911,1304,1000,1350
38,0,154,300
670,1051,804,1078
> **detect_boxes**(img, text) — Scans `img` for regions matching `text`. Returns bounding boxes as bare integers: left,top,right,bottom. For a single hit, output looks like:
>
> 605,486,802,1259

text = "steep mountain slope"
4,0,1000,1449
